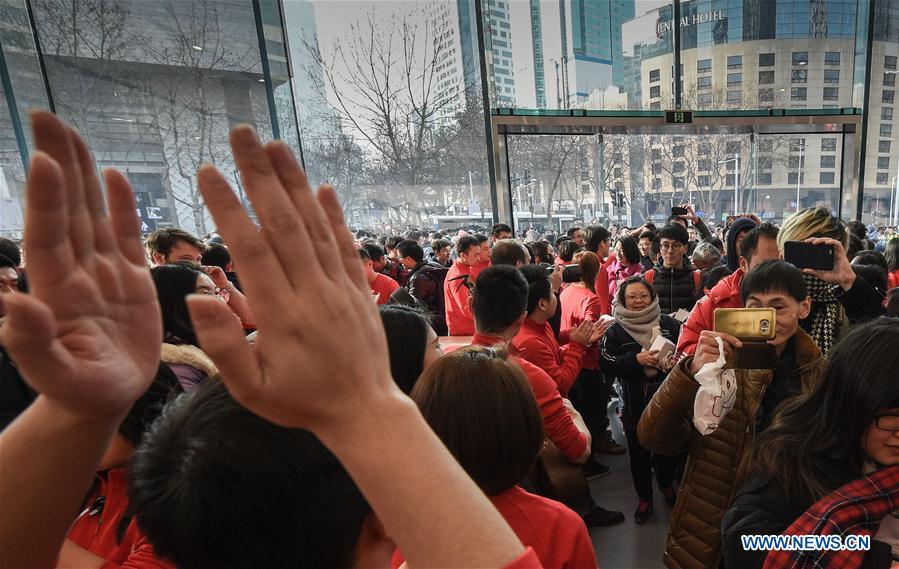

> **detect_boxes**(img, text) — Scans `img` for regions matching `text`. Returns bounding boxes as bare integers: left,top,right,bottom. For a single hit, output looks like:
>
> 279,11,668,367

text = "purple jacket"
607,259,643,300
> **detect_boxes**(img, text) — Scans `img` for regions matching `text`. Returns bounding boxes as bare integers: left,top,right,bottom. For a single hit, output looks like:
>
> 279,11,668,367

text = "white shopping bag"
693,336,737,435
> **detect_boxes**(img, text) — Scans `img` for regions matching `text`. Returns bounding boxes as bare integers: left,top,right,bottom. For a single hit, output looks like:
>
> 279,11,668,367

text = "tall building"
485,0,516,106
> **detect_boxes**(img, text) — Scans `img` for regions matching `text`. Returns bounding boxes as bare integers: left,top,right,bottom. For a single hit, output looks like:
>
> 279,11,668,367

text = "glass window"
650,85,661,98
759,53,775,67
758,156,773,169
788,156,805,169
673,145,685,157
886,56,898,70
882,124,893,137
824,70,840,84
652,148,661,160
759,139,774,153
792,70,808,83
791,87,807,101
878,157,891,170
726,141,741,154
727,73,742,86
788,172,805,184
819,172,835,184
650,101,661,109
758,89,775,104
792,52,809,66
697,59,712,73
884,108,894,121
824,88,839,101
758,173,772,185
652,163,662,175
727,55,742,70
727,91,742,104
673,177,685,189
698,76,712,89
652,178,662,190
880,140,892,153
726,174,736,186
883,91,895,104
821,155,836,168
790,138,806,152
877,173,890,184
673,161,685,173
759,71,775,84
698,93,712,105
824,52,841,66
698,159,711,171
822,138,837,151
698,175,710,186
885,73,896,87
650,69,661,83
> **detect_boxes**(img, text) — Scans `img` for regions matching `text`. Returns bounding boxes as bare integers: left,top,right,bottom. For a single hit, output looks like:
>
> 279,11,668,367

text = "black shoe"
583,460,611,480
661,486,677,506
582,504,626,527
634,502,654,524
593,431,627,455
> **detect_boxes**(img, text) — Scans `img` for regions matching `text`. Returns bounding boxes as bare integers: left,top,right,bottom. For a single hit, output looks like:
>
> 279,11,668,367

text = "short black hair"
0,237,21,267
853,264,889,296
386,236,404,251
584,225,611,254
431,238,451,252
151,263,205,346
475,234,489,244
555,235,572,248
358,248,372,262
851,250,888,271
361,243,385,261
615,276,656,307
396,240,424,263
491,223,513,237
740,259,808,303
519,265,553,315
200,242,231,270
701,265,734,292
740,223,780,263
565,226,582,238
472,265,529,334
638,230,656,242
490,240,529,266
526,241,553,265
129,380,371,569
119,364,183,446
657,223,689,245
557,240,581,263
0,253,16,271
846,220,867,240
457,235,480,254
379,305,430,394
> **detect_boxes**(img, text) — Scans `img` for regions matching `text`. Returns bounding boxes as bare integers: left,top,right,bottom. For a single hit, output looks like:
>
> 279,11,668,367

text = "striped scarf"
803,274,842,356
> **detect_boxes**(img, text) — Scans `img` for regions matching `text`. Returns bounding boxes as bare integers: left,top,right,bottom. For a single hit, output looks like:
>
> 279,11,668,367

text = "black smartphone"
671,206,688,216
783,241,835,271
561,264,582,284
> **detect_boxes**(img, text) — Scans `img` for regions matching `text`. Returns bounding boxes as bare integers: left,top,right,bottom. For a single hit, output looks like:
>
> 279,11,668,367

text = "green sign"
666,110,693,124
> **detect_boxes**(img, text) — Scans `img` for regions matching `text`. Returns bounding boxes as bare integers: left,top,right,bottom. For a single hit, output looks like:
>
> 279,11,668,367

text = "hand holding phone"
793,238,857,291
783,241,835,271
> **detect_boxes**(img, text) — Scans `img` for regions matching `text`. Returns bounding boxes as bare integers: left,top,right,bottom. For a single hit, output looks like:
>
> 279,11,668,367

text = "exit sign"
666,110,693,124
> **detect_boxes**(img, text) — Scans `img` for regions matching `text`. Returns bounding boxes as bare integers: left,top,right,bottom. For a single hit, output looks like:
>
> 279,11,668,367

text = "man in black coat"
395,240,449,336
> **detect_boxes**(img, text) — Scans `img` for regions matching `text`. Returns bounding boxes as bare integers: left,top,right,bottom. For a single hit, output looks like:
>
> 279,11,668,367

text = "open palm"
2,112,161,418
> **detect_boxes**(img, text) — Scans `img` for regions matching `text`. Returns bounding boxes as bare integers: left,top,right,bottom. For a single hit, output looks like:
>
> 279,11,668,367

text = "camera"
538,262,582,283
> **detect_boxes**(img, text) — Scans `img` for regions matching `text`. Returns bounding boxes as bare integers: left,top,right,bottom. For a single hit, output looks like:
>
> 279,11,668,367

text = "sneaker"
582,504,626,527
593,431,626,455
661,486,677,506
634,501,654,524
583,459,611,480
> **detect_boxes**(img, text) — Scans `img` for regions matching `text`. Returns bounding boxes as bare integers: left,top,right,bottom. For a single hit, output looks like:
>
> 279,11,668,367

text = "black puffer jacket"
599,314,681,430
406,261,449,336
647,263,700,314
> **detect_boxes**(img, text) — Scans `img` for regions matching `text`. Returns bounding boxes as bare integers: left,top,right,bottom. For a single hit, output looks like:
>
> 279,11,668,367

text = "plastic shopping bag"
693,336,737,435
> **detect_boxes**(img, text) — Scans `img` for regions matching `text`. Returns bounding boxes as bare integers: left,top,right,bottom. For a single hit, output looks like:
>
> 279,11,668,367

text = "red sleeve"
444,273,475,335
582,295,602,323
676,295,712,355
516,359,588,462
517,337,584,398
566,519,599,569
592,274,611,316
103,537,175,569
503,548,545,569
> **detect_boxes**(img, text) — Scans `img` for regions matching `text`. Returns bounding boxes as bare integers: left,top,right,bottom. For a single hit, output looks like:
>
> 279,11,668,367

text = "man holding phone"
668,204,711,255
637,260,826,569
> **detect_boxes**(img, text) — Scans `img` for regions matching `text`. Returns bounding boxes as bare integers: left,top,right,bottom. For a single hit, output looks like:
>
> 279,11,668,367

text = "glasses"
660,243,684,251
197,288,230,302
875,414,899,432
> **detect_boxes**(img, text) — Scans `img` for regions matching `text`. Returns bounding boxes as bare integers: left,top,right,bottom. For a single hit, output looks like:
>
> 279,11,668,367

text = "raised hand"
2,112,161,419
801,237,856,291
568,319,595,346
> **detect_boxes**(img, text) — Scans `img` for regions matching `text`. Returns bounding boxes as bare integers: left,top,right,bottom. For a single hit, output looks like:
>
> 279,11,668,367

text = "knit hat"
725,217,758,271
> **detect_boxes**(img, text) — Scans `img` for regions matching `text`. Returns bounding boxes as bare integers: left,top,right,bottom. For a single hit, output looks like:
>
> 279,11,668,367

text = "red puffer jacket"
676,268,744,355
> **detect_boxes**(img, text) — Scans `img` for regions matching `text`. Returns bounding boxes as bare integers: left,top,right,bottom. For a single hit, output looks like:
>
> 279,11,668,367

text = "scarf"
612,297,661,350
803,274,842,356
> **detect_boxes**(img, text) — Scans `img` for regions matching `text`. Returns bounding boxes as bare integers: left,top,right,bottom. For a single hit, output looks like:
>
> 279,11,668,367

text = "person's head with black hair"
385,236,404,259
475,234,490,262
725,217,758,271
129,379,378,569
852,264,889,297
378,305,442,395
739,260,812,354
637,230,656,259
490,239,530,267
456,235,481,268
614,235,641,267
847,220,868,241
519,264,556,322
846,233,865,261
584,225,611,258
0,237,21,267
851,250,888,271
0,253,18,312
470,265,529,336
886,238,899,273
145,228,206,266
566,226,586,247
411,346,543,496
362,243,389,272
555,235,572,248
657,224,689,269
151,262,216,346
666,214,688,229
431,238,452,265
738,223,780,274
557,240,581,263
490,223,513,243
703,236,725,256
615,276,657,311
395,240,425,271
526,241,554,265
201,242,232,272
887,288,899,316
701,265,734,294
748,319,899,506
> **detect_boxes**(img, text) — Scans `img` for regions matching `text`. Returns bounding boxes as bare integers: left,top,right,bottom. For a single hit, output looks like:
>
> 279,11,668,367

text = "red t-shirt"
444,260,477,335
513,318,585,398
592,255,616,316
393,487,595,569
559,285,602,370
370,273,399,305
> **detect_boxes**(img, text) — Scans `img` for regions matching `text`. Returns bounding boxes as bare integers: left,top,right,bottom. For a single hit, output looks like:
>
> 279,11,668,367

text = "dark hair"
491,223,513,238
0,253,16,271
747,319,899,505
119,364,183,446
527,241,553,265
472,265,529,334
852,265,889,297
887,288,899,316
361,243,385,261
358,248,372,262
379,305,430,394
851,251,888,271
490,239,529,266
657,223,689,245
616,235,641,265
846,234,865,261
475,234,489,245
151,263,205,346
638,230,656,242
565,226,582,238
884,238,899,273
701,265,734,292
386,236,404,251
615,276,656,308
396,240,424,263
703,236,724,253
555,235,572,248
558,240,581,263
739,223,780,264
456,235,480,255
146,228,205,258
129,380,371,569
519,265,553,315
740,259,807,303
0,237,21,267
200,242,231,270
431,239,452,253
411,347,544,496
584,225,611,254
846,220,867,240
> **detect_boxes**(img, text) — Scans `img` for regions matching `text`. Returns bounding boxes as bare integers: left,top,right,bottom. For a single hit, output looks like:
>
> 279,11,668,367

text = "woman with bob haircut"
378,304,443,395
394,346,597,569
722,319,899,569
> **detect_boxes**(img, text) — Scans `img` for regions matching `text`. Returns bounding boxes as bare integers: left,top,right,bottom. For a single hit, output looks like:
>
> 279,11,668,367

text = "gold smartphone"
714,308,776,340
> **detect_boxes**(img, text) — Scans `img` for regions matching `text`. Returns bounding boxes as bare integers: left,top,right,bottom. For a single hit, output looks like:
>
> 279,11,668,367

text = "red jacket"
444,260,477,335
677,268,745,355
889,269,899,290
393,486,596,569
473,258,491,278
67,469,174,569
370,273,399,305
513,318,585,397
471,333,589,462
559,285,601,370
592,255,616,316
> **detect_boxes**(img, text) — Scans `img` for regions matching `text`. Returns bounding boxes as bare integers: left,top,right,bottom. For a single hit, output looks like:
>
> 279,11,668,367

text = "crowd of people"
1,111,898,569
